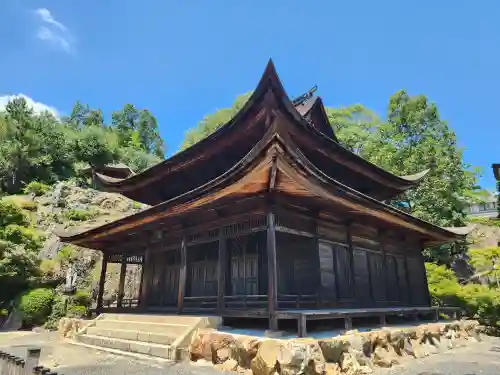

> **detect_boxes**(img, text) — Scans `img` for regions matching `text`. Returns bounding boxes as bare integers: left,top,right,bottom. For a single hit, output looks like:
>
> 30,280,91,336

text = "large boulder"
189,329,236,363
251,339,326,375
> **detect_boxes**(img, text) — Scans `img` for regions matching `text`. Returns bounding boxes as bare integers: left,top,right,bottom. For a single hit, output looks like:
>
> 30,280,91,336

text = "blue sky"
1,0,499,188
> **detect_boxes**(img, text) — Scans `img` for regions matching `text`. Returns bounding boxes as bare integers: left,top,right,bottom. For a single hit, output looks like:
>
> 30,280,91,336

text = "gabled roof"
57,131,466,250
91,60,429,205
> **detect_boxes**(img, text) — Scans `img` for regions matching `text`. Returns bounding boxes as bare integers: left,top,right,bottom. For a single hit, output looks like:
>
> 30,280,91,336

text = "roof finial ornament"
292,85,318,106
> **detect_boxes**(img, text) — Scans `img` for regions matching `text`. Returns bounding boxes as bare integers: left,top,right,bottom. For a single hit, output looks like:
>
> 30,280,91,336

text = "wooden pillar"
97,253,108,310
217,234,227,313
298,314,307,338
139,249,152,308
117,255,127,308
267,212,278,331
178,236,187,313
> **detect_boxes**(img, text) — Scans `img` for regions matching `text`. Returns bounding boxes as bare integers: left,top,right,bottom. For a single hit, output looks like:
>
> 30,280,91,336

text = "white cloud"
0,94,59,117
34,8,75,53
35,8,67,32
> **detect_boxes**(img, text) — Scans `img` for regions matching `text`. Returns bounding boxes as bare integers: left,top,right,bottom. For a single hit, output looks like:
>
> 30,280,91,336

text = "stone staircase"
73,313,221,361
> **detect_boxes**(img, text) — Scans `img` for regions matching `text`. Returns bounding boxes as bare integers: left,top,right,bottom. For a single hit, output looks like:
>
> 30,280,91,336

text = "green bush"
71,290,91,307
67,305,87,318
426,262,500,327
64,209,94,221
23,182,50,197
0,225,44,252
19,288,54,327
44,295,66,330
0,200,28,227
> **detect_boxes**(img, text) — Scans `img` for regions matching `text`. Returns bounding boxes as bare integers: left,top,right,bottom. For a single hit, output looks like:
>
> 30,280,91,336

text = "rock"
324,362,341,375
250,340,281,375
339,351,361,374
359,365,373,374
57,317,84,339
410,339,427,358
318,338,350,362
232,337,260,368
251,339,326,375
189,329,236,363
191,359,213,367
388,330,406,356
215,358,238,372
372,347,398,368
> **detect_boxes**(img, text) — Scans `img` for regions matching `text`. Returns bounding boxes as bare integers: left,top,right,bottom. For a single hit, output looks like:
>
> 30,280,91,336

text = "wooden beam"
268,157,278,192
178,236,187,312
117,255,127,308
97,253,108,310
217,234,227,313
267,211,278,331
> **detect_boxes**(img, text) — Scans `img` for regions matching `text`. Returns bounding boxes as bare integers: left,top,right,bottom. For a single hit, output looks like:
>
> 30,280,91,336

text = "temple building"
58,60,466,331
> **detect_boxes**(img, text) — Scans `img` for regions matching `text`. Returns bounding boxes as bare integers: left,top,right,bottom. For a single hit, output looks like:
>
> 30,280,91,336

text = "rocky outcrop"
57,317,91,339
188,320,482,375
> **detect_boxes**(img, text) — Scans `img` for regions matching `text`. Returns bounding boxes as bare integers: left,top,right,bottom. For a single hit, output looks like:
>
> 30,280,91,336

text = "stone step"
95,319,189,335
102,314,202,325
76,334,179,360
86,327,176,345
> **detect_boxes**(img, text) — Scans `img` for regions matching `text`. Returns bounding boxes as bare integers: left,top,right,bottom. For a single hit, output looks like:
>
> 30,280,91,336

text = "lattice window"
223,215,267,236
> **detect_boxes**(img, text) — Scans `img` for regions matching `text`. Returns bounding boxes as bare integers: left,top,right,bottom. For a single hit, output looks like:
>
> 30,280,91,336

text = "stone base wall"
189,320,482,375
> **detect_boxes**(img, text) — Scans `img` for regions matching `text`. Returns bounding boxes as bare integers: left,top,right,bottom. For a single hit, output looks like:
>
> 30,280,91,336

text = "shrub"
67,305,87,318
0,225,44,252
426,262,500,327
64,209,94,221
0,200,28,227
71,290,91,307
23,182,50,197
19,288,54,327
44,295,66,330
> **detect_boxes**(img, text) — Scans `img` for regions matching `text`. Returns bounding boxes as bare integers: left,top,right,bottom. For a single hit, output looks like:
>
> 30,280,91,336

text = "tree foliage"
0,97,165,195
181,92,252,150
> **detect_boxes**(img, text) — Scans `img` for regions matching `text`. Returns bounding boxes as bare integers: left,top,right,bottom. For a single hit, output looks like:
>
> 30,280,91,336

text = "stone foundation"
188,320,482,375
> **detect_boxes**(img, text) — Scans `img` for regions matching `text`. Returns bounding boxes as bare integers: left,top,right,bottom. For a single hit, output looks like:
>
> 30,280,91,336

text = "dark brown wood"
267,212,278,331
217,236,227,313
97,253,108,309
139,249,151,308
178,236,187,312
298,314,307,337
117,256,127,308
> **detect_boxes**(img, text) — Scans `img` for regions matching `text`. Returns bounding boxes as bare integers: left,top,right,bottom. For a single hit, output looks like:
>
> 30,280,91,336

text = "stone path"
1,331,499,375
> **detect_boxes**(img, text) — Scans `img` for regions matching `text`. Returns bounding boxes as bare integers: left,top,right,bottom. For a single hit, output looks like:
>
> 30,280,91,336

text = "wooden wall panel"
395,256,409,304
276,233,319,295
407,256,429,306
368,252,387,302
352,247,371,306
334,243,354,300
318,241,337,305
386,255,399,302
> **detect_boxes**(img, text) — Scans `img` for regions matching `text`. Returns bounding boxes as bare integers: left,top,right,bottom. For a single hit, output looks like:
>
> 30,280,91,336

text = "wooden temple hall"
58,60,467,331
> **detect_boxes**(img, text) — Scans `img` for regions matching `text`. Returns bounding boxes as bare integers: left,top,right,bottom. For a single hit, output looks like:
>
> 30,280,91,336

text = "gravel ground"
1,331,499,375
0,331,223,375
374,335,500,375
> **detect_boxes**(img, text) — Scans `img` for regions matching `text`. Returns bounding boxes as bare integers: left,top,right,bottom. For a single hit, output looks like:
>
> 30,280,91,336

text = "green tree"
111,104,165,158
469,247,500,288
181,92,252,150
